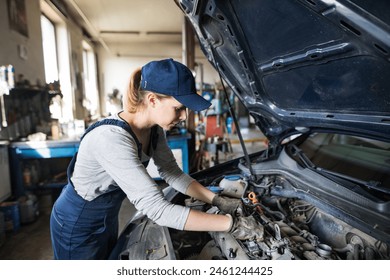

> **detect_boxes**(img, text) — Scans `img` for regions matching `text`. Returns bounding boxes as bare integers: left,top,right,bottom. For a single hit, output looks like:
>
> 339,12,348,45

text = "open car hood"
177,0,390,144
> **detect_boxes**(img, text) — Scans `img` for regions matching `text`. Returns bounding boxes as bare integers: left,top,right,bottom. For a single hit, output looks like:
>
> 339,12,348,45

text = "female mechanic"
50,58,263,259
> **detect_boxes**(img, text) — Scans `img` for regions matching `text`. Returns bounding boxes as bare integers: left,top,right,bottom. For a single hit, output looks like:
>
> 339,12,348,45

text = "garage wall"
0,0,220,119
0,0,96,121
67,19,86,120
0,0,45,85
97,42,219,115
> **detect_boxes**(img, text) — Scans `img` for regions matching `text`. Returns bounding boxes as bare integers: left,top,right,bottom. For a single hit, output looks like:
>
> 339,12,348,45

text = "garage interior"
0,0,266,259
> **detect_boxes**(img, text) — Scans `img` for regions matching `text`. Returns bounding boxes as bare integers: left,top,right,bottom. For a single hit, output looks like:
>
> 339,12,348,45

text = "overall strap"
150,125,159,151
80,119,142,160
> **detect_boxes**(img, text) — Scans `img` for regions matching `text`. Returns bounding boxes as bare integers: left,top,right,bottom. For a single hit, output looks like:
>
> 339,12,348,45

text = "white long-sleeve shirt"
71,113,194,230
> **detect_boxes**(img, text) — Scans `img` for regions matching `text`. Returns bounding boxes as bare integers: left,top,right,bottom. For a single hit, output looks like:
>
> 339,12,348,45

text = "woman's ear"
146,92,158,108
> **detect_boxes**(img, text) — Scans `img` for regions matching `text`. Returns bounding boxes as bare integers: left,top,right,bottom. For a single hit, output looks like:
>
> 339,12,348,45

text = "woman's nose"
179,109,187,121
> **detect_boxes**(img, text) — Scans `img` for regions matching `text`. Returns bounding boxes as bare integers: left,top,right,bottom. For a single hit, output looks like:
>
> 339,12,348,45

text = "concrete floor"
0,126,266,260
0,197,136,260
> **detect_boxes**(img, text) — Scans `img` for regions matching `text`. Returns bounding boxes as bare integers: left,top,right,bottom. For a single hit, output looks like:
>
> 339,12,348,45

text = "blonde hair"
124,67,169,113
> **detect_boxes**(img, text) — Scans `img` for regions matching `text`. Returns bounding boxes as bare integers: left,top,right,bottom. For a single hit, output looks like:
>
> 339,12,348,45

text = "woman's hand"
186,180,216,204
228,215,264,241
212,194,243,216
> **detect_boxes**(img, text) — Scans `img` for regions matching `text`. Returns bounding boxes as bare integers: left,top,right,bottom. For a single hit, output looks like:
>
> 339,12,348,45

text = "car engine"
170,174,390,260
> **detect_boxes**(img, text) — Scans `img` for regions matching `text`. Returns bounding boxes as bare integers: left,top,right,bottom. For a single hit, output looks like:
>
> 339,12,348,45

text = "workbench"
9,138,80,197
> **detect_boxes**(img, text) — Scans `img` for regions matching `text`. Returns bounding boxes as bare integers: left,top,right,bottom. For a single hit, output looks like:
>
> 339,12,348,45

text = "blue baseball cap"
140,58,211,111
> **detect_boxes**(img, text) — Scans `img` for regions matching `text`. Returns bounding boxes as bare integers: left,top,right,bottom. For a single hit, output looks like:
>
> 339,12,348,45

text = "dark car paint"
176,0,390,144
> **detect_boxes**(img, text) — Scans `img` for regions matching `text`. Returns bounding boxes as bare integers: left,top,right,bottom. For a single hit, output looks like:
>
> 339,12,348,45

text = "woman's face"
153,96,187,130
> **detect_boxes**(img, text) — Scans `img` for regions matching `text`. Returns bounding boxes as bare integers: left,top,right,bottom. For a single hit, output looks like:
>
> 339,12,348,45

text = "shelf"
10,139,80,159
9,139,79,197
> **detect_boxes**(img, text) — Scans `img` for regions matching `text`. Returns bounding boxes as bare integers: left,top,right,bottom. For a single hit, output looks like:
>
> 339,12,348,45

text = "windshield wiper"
290,145,390,195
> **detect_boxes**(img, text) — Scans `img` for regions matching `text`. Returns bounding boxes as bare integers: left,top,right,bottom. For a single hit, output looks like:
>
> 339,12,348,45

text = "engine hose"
250,180,274,190
253,202,285,220
269,187,343,221
261,196,288,217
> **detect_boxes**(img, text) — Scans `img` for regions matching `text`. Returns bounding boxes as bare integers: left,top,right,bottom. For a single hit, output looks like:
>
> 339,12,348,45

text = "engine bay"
170,173,390,260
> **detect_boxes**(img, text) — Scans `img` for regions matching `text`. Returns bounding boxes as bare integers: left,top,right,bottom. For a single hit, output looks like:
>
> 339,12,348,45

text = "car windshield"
294,133,390,202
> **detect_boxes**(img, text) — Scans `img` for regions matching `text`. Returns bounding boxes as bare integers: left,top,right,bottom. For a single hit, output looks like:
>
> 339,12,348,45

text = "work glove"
212,194,243,216
227,214,264,241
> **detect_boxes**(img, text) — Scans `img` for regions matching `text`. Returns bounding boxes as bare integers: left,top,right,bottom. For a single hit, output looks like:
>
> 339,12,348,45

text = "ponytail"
124,68,145,113
124,67,170,113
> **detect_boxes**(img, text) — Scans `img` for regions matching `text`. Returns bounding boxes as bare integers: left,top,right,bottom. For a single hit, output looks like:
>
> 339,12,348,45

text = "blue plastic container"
0,201,20,232
207,185,223,194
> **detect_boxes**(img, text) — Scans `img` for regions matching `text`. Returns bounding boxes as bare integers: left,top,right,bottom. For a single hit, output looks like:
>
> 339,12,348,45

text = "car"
109,0,390,260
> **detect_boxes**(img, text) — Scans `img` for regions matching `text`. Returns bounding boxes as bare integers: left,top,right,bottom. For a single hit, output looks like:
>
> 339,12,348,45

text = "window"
40,14,59,84
41,14,62,120
82,41,99,117
40,8,73,122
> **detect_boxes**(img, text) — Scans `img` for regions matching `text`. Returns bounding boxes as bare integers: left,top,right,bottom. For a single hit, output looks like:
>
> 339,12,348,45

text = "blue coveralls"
50,119,157,259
